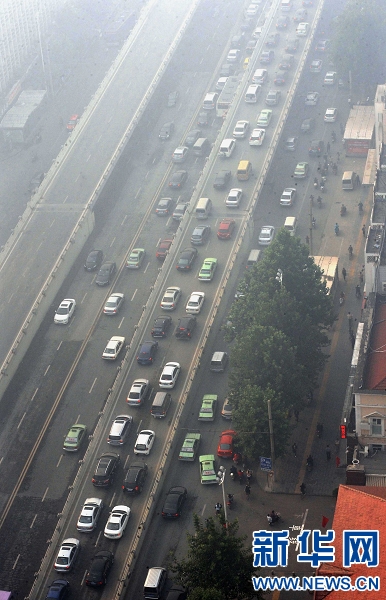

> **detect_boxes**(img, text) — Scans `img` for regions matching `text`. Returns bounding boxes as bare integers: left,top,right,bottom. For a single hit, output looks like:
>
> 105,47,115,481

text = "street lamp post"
217,466,227,528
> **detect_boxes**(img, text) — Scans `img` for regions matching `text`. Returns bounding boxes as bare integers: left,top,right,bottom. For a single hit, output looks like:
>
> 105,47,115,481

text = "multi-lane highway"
0,0,350,597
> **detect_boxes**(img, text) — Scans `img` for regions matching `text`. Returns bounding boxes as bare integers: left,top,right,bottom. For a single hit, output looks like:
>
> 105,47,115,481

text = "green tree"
172,515,261,600
188,589,223,600
231,385,289,459
329,0,386,88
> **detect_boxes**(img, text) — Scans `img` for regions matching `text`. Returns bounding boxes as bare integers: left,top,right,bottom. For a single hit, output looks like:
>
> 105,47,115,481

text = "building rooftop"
316,485,386,600
344,105,375,141
363,301,386,390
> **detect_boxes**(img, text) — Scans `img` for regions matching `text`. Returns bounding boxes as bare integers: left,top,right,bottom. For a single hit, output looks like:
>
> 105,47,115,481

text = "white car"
280,188,297,207
305,92,319,106
246,3,259,16
258,225,275,246
215,76,228,91
54,538,80,572
225,188,243,208
160,286,181,310
227,49,240,63
249,128,265,146
159,362,181,389
134,430,155,455
102,336,125,360
126,379,151,406
324,107,338,123
77,498,103,533
104,505,131,539
323,71,337,85
54,299,76,324
186,291,205,314
103,293,124,315
232,120,250,139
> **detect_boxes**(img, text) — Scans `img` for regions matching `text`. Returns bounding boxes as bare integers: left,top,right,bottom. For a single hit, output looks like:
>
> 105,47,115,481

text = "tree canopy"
226,230,334,460
172,514,262,600
329,0,386,88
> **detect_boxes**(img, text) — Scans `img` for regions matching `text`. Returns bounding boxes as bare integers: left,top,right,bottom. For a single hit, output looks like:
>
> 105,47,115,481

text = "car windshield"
220,443,231,450
201,267,211,274
201,407,212,413
79,515,92,523
189,300,199,306
56,557,69,565
136,444,146,450
179,258,189,265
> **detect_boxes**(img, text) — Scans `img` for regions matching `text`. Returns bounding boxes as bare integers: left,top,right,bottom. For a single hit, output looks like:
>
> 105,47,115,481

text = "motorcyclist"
306,454,314,469
358,201,363,213
314,177,319,188
317,196,322,207
317,422,323,437
215,502,222,515
339,291,345,305
230,465,238,479
227,493,234,505
312,216,316,228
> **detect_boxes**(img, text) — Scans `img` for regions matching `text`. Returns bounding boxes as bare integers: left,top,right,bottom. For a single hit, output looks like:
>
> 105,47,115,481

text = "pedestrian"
327,141,330,154
342,267,347,281
310,194,314,204
335,456,341,468
245,484,251,500
326,445,331,460
300,482,306,497
362,224,366,237
238,469,244,484
292,442,298,457
246,469,253,484
337,151,341,162
347,312,353,331
294,409,299,423
356,174,361,187
306,235,310,245
350,330,355,349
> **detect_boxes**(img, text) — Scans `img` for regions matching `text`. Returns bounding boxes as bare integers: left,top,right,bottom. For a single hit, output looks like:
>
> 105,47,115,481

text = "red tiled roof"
316,485,386,599
364,303,386,390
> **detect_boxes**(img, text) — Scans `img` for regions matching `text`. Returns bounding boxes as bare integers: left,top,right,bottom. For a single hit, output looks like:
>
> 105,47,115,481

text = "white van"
342,171,356,190
219,138,236,158
202,92,218,110
296,22,309,37
195,197,212,219
210,351,228,372
245,84,261,103
246,249,261,268
284,216,297,236
281,0,293,10
144,568,167,599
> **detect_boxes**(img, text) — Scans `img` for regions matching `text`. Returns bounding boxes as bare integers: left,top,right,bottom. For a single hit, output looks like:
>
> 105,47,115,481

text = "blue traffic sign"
260,456,272,471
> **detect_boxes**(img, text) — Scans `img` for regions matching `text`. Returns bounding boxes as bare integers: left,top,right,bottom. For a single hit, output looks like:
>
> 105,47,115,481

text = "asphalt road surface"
0,0,352,598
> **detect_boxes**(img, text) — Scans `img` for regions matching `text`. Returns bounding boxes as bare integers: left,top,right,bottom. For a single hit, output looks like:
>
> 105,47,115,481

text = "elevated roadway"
0,0,200,398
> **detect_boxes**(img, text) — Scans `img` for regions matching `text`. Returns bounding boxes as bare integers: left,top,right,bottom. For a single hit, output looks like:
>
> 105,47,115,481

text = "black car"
162,486,187,519
308,139,325,157
246,39,257,54
213,170,231,190
176,247,198,271
169,170,188,189
85,551,114,587
260,50,274,64
167,91,179,107
156,197,173,216
151,316,172,338
45,579,70,600
84,249,103,271
190,225,211,246
197,112,209,127
185,129,202,147
122,462,148,494
159,122,174,141
266,32,280,46
92,453,120,487
175,316,196,339
95,261,116,286
285,38,299,53
137,340,158,365
274,70,287,85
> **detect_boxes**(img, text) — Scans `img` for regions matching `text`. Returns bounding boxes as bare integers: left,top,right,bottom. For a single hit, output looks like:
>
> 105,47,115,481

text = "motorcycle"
316,422,324,438
334,223,339,236
340,204,347,216
339,292,345,306
267,512,281,525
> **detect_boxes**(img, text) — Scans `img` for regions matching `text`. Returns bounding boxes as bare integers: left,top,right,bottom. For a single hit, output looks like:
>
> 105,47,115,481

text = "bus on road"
216,75,242,118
